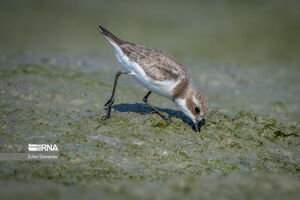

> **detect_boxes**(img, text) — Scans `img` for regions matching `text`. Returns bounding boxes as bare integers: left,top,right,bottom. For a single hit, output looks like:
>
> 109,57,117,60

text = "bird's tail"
98,26,125,46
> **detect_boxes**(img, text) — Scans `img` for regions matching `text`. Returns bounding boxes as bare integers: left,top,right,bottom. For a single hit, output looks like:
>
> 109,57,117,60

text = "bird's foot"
161,115,173,123
101,98,114,120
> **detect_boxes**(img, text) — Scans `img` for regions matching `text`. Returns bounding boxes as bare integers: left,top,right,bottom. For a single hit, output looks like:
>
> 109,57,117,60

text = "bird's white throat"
174,98,195,123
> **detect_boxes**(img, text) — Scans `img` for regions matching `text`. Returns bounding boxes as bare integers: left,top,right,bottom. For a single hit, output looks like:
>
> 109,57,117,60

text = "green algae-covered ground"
0,63,299,199
1,0,300,199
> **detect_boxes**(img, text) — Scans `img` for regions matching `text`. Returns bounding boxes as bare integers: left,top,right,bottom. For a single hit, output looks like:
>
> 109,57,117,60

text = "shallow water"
0,0,300,199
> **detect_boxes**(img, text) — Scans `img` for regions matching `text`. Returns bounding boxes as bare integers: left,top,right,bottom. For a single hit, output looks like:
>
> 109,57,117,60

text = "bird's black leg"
102,71,129,120
143,91,173,122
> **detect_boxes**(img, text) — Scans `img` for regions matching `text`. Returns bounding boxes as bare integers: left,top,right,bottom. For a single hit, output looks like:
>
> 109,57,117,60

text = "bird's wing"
120,43,188,81
98,26,189,81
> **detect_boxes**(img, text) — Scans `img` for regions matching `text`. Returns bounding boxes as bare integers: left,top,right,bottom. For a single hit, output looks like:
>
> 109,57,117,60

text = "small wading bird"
98,26,208,132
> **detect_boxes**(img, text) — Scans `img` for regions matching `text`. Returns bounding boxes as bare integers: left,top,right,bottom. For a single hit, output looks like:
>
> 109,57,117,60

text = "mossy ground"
0,63,299,199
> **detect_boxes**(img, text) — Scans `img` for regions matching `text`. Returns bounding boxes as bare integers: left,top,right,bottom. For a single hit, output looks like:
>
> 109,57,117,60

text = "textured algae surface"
1,0,300,198
0,63,299,199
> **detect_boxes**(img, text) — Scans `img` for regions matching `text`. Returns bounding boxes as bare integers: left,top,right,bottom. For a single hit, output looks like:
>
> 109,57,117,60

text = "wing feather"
120,43,188,81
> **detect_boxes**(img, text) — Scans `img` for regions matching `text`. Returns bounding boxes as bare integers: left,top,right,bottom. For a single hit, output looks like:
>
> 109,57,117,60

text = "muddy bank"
0,60,299,199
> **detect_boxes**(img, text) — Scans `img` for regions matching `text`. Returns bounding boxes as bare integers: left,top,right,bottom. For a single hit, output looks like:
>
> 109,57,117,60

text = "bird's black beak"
194,119,206,132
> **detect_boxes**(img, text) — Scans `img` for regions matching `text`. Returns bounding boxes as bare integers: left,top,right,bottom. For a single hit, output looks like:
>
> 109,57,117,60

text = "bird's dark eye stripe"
195,107,200,113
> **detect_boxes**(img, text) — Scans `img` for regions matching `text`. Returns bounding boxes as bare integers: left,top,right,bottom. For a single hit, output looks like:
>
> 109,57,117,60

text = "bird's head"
175,87,208,132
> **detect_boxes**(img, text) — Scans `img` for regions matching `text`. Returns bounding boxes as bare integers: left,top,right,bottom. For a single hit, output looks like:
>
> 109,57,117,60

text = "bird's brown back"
121,43,189,81
98,26,190,82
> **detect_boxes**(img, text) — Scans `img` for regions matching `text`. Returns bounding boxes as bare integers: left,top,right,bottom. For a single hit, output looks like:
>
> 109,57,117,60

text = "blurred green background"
1,0,300,65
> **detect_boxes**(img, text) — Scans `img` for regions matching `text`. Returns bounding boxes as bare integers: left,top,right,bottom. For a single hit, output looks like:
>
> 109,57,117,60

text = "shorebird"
98,26,208,132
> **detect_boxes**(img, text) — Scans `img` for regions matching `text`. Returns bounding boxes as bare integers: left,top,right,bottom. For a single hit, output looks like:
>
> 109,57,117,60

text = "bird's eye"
195,107,200,114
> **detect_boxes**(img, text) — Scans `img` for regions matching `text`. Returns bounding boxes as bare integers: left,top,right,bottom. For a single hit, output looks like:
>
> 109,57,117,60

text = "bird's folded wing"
120,43,188,81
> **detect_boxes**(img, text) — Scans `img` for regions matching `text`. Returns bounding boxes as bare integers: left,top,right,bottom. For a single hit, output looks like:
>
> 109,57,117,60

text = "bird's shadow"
112,103,194,126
